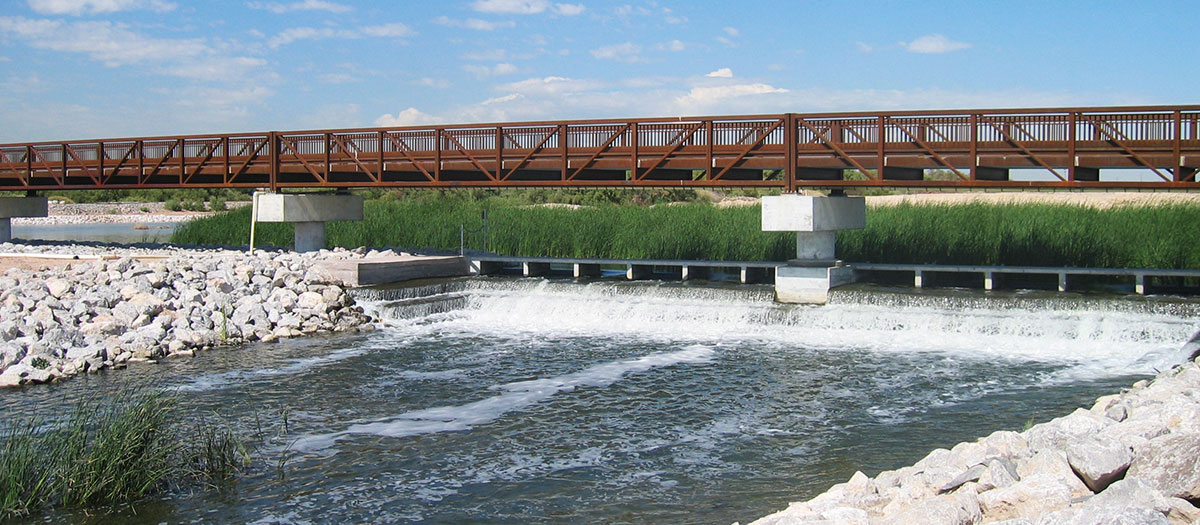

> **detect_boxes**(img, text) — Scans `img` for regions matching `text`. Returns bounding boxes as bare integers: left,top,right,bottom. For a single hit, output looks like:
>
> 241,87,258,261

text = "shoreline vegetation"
0,387,248,518
171,192,1200,271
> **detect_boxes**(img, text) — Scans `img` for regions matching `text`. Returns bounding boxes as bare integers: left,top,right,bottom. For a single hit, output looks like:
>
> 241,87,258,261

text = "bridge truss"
2,105,1198,192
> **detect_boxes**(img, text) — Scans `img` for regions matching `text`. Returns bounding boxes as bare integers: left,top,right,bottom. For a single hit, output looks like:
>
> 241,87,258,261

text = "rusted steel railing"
2,105,1198,192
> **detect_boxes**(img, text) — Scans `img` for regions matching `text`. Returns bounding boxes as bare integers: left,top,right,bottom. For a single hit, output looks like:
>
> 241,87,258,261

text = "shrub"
209,198,227,211
164,199,181,211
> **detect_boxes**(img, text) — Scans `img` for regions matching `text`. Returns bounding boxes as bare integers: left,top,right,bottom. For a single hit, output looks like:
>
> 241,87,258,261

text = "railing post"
495,125,503,180
1068,112,1077,182
1174,110,1183,182
705,119,714,181
178,138,185,185
269,131,279,192
969,113,978,181
876,115,885,181
97,141,103,183
324,132,331,179
560,123,568,181
435,128,442,182
784,113,796,192
631,121,639,181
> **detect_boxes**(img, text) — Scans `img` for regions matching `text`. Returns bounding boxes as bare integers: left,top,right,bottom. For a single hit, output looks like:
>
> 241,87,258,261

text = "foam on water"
174,345,372,392
292,345,715,452
367,279,1199,383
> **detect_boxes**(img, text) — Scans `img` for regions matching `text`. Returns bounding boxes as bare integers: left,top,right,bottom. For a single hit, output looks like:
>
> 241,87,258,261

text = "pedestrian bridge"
2,104,1199,192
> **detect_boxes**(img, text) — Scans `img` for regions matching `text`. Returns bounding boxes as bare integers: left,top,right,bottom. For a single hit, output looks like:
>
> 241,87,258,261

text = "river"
3,279,1196,523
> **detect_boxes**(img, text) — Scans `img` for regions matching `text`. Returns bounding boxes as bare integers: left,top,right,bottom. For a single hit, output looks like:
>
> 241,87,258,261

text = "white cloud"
462,62,518,78
855,41,873,53
318,72,359,84
496,75,601,95
469,0,583,15
0,16,207,66
27,0,175,15
414,77,450,88
434,16,515,31
246,0,351,13
268,22,413,47
0,56,11,62
163,56,269,82
722,26,739,37
375,107,440,127
658,39,685,52
705,67,733,78
481,93,522,105
902,34,970,54
553,3,585,15
462,49,507,61
361,23,413,37
590,42,643,62
675,83,788,111
471,0,547,14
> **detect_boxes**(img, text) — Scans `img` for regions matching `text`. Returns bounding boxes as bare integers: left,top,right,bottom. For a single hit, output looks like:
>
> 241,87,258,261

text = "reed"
0,388,250,518
171,198,1200,269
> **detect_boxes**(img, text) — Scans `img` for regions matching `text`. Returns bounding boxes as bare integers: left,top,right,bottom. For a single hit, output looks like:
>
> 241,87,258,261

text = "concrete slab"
255,193,363,223
761,195,865,232
0,197,49,219
319,255,470,287
774,265,855,304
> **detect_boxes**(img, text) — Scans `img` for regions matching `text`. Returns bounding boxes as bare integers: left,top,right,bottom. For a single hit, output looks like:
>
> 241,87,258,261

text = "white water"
293,345,716,452
366,280,1197,381
278,280,1200,453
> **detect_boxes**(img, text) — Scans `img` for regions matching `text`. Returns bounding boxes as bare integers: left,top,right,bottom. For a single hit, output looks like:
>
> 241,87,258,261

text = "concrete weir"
254,193,364,252
761,194,865,304
0,196,48,242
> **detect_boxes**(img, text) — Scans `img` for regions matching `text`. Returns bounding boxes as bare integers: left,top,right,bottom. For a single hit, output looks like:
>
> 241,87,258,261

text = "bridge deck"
3,105,1200,191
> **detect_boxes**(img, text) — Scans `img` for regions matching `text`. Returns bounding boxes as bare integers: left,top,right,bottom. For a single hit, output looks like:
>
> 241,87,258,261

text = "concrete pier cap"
0,196,49,243
761,194,866,304
254,192,363,252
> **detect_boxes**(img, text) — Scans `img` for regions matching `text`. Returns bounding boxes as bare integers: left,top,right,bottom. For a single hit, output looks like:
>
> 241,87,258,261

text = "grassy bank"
172,198,1200,269
0,389,246,518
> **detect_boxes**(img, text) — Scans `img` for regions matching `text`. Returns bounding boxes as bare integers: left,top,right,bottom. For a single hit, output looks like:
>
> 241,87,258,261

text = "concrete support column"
523,262,550,277
1136,274,1146,295
762,195,865,304
1058,273,1068,292
626,264,650,280
254,193,363,252
681,265,709,281
574,263,602,278
984,271,995,291
0,197,49,243
294,222,326,253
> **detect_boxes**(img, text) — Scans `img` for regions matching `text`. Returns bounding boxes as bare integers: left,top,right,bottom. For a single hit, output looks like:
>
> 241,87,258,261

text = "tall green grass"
0,389,248,518
172,198,1200,269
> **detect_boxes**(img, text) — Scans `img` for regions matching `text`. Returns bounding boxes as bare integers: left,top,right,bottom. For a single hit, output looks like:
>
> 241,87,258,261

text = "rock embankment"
0,244,377,387
752,350,1200,524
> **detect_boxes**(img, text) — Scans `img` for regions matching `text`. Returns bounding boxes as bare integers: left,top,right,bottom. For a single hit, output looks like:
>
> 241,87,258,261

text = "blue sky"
0,0,1195,142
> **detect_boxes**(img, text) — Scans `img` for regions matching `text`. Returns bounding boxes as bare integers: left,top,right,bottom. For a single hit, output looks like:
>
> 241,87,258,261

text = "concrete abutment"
0,197,48,243
761,194,866,304
253,193,364,252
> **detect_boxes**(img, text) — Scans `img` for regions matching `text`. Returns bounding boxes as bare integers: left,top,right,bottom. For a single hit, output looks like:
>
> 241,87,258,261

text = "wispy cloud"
705,67,732,78
27,0,176,15
470,0,585,16
433,16,515,31
590,42,643,63
246,0,351,13
0,16,206,66
462,62,518,78
375,107,440,127
902,34,970,54
268,22,413,47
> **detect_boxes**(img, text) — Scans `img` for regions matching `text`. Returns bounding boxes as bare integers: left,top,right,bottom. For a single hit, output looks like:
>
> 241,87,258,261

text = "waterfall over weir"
354,277,1200,382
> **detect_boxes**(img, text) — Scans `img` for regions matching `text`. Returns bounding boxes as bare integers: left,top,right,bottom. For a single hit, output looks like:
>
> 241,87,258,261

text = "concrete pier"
254,193,364,252
762,194,866,304
0,197,48,243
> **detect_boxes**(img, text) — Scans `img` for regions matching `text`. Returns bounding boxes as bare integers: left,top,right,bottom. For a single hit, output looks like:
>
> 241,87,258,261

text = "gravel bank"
0,243,413,387
750,338,1200,524
11,201,249,225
